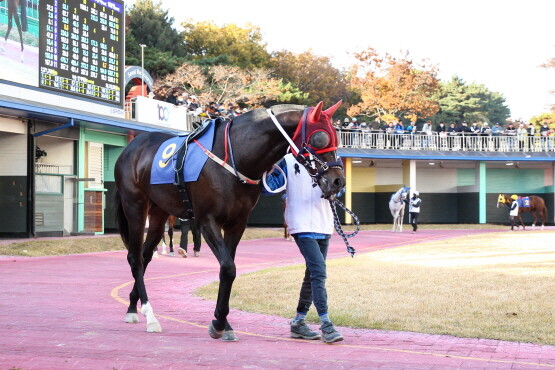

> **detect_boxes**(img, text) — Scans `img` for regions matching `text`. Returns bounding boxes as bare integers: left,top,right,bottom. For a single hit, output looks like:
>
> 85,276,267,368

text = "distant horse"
497,194,548,230
114,101,345,340
153,215,179,257
389,186,410,232
0,0,27,62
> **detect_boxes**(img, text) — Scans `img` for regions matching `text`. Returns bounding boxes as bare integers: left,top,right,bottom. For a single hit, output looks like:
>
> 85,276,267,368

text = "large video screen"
0,0,124,106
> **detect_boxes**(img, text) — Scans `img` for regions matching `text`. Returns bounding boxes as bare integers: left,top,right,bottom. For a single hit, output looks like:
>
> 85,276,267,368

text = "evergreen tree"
432,76,510,124
125,0,185,78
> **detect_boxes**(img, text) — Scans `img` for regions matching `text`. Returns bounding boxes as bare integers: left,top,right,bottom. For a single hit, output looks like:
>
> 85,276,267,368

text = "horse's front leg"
399,207,404,232
531,212,537,230
202,220,243,342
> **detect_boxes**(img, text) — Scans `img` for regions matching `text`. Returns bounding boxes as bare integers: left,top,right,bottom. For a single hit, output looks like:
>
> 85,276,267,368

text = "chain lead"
330,199,359,257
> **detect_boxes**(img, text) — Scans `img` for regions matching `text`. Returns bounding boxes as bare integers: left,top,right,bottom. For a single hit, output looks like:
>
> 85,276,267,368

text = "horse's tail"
114,189,130,250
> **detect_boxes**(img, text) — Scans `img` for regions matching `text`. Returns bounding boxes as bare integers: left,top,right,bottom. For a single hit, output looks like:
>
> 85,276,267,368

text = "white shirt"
283,154,334,235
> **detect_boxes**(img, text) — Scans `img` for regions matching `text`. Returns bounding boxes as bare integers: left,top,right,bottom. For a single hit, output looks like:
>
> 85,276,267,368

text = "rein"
330,199,358,257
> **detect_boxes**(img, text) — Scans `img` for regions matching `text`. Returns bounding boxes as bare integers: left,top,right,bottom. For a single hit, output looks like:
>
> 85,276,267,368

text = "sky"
127,0,555,120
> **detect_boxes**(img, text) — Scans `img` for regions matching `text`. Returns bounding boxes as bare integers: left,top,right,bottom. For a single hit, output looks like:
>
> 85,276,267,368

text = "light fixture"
352,160,362,164
506,162,514,166
428,162,435,166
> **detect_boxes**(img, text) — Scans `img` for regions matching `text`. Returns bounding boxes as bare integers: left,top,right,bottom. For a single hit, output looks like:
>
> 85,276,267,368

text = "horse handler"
178,217,201,257
407,191,422,233
263,153,344,343
509,194,519,230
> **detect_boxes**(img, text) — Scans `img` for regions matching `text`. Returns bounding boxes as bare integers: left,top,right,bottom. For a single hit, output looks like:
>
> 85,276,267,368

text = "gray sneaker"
320,322,343,343
290,320,321,340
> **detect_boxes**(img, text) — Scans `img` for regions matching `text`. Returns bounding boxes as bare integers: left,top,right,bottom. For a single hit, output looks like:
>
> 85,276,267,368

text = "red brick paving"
1,229,554,369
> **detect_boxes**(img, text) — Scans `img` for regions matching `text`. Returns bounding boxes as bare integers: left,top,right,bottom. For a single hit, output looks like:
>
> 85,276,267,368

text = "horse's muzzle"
319,173,345,200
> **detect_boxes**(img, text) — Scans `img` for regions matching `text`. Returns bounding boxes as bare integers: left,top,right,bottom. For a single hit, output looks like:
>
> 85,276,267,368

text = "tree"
530,112,555,132
153,63,282,108
541,57,555,111
270,50,348,106
181,21,271,70
125,0,185,78
347,48,440,123
432,76,510,124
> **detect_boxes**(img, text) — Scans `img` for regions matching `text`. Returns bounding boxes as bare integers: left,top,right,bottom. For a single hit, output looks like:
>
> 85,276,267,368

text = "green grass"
197,231,555,345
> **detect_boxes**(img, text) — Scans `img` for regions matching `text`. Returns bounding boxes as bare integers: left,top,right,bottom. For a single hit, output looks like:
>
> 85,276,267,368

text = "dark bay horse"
114,102,345,340
497,193,548,230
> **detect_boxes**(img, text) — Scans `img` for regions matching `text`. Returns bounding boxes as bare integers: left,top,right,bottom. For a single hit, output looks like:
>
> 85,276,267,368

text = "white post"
139,44,146,96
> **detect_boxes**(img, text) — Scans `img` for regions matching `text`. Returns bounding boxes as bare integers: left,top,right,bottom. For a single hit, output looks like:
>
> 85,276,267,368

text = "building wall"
0,124,28,235
248,164,554,226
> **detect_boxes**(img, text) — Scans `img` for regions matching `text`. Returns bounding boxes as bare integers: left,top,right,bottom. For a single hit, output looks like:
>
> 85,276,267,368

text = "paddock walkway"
1,229,554,369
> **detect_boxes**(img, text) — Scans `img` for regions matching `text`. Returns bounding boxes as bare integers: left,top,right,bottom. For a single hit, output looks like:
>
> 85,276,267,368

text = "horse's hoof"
208,323,224,339
125,313,140,323
153,251,159,259
222,330,238,342
194,251,200,257
169,252,174,256
146,321,162,333
178,248,188,258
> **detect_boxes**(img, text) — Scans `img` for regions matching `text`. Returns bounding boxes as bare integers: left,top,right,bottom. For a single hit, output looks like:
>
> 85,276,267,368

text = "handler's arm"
261,159,287,195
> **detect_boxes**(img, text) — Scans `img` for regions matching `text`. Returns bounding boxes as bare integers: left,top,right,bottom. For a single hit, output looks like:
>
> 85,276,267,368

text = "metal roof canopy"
338,148,555,162
0,94,182,135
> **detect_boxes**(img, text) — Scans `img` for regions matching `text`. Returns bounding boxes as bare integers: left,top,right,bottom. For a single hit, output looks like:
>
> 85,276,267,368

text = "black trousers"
179,219,201,252
409,212,419,231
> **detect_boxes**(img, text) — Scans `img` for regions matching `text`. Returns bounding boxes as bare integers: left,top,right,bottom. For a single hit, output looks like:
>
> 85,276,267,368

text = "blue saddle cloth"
517,197,531,208
150,120,216,184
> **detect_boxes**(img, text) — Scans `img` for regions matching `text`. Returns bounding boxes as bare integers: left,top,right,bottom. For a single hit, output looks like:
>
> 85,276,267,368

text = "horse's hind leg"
202,219,241,341
121,197,162,332
168,223,175,255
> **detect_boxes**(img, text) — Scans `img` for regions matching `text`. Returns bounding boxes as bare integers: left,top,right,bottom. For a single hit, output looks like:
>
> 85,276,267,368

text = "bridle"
266,107,343,186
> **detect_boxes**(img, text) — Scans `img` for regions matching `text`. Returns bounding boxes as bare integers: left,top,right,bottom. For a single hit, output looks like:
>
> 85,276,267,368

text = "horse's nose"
333,175,345,191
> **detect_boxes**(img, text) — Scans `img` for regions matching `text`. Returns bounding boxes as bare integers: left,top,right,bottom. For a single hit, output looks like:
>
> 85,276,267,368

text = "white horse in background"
389,186,410,232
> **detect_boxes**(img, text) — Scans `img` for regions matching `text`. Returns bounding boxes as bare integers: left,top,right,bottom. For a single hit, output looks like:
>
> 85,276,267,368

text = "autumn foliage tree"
347,48,440,123
154,63,282,107
271,50,348,106
181,21,271,69
541,57,555,112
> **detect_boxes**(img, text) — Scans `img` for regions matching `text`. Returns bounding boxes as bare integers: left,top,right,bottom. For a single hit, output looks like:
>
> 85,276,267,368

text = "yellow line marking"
110,233,555,368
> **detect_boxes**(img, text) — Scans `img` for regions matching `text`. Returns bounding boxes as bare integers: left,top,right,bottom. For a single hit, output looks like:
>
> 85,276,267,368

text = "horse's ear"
309,101,324,122
324,100,342,118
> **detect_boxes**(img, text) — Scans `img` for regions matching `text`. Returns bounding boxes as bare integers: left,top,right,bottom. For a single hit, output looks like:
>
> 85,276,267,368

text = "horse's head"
291,101,345,200
497,193,508,208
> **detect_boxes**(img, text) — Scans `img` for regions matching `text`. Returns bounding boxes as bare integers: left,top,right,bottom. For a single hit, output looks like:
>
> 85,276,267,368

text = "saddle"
172,119,215,187
171,118,223,217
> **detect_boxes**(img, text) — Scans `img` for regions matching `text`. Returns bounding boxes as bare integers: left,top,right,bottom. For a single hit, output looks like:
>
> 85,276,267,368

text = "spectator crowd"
333,117,554,152
164,89,246,119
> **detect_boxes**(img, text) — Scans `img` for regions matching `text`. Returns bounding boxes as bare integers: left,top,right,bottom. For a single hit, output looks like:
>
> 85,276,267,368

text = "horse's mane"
234,104,306,125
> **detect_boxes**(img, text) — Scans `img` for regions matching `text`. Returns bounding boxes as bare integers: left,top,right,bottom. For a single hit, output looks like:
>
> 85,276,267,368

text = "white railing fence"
337,130,555,152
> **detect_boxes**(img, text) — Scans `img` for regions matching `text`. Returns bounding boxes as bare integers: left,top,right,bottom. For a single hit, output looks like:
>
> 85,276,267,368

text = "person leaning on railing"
540,122,553,151
480,122,492,150
505,122,517,151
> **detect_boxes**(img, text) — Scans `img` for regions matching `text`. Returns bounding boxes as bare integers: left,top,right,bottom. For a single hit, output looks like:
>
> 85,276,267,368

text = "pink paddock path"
1,229,554,369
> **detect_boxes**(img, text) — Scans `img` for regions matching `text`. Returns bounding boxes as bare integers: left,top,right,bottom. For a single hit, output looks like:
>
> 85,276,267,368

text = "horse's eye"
309,131,330,149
